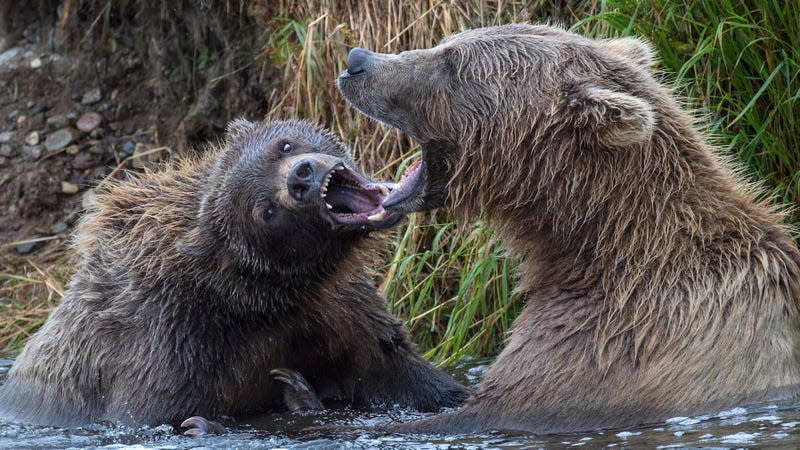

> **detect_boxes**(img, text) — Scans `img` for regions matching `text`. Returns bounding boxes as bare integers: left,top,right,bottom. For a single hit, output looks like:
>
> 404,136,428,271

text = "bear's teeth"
367,208,387,221
378,185,390,196
326,203,332,209
335,165,345,171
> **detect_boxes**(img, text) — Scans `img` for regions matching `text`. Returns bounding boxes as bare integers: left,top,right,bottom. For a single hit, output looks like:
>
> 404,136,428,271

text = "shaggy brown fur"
0,119,467,427
337,24,800,434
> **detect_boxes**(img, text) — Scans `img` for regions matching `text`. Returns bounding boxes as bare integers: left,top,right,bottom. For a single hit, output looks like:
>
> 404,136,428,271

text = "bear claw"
181,415,226,437
270,368,324,411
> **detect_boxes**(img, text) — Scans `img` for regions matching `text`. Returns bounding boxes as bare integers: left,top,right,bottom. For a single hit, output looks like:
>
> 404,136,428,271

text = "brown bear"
336,24,800,434
0,119,467,429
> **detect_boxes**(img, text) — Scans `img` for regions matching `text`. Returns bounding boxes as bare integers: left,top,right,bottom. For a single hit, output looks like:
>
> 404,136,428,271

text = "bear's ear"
225,118,257,143
602,37,656,69
176,224,217,258
568,83,655,147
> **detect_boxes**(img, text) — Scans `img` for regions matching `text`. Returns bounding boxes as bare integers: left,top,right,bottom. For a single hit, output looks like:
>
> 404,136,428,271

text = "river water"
2,357,800,449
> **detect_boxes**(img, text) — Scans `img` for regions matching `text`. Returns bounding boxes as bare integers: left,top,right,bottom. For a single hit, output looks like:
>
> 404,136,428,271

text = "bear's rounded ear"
569,83,655,148
602,37,656,69
176,224,217,258
225,118,257,144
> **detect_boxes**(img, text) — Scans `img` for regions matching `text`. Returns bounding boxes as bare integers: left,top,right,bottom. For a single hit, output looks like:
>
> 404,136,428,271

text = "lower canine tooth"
326,203,332,209
367,208,388,221
378,185,390,196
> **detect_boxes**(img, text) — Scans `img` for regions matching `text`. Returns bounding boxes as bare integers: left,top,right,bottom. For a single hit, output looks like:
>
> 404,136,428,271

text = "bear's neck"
453,113,794,306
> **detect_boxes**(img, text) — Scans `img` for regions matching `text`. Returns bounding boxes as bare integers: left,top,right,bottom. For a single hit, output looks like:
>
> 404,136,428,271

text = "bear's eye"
281,142,292,153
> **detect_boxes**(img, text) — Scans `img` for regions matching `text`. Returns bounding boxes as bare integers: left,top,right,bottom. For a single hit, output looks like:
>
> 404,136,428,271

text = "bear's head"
337,24,658,216
178,119,401,274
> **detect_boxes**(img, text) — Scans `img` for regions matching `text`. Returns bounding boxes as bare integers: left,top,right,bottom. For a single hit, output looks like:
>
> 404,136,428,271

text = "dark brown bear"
0,119,467,428
336,24,800,434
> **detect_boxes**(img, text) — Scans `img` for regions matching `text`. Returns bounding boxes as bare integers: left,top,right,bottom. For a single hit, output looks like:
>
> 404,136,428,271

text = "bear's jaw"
320,164,402,229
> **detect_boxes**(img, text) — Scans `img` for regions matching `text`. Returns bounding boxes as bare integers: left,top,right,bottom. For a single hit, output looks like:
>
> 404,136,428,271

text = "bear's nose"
288,161,315,201
347,47,372,75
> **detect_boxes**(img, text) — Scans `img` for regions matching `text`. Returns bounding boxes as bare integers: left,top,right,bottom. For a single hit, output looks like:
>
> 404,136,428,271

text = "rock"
81,88,102,105
76,111,102,133
66,112,78,121
124,125,135,135
51,221,69,234
0,156,7,167
89,144,105,155
72,152,94,170
121,140,136,156
0,144,14,157
0,47,21,67
30,57,42,69
26,100,35,109
44,128,77,152
0,131,13,143
82,189,97,209
89,128,104,139
61,181,79,194
110,89,119,101
65,145,80,155
25,131,40,145
46,114,69,130
22,145,42,159
16,235,41,255
8,110,19,120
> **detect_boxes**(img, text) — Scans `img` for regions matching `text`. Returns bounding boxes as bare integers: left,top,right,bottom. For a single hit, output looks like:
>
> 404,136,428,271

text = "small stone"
0,131,13,143
76,111,102,133
15,115,26,126
82,189,97,209
0,156,7,167
30,57,42,69
50,221,69,234
89,128,104,139
46,114,69,130
26,100,35,108
72,152,94,170
88,144,105,155
81,88,102,105
16,235,41,255
66,112,78,121
8,110,19,120
61,181,79,194
22,145,42,159
44,128,77,152
0,144,14,157
121,140,135,156
65,144,80,155
25,131,40,145
110,89,119,101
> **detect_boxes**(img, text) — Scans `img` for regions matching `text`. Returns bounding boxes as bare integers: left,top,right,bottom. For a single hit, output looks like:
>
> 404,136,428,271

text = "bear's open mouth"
320,164,399,228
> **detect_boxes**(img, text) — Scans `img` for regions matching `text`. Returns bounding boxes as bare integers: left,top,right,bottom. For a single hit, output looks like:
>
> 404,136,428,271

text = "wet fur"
0,119,467,427
338,24,800,433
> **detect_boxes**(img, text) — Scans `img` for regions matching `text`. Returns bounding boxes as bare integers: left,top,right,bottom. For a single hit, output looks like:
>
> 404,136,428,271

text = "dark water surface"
2,357,800,449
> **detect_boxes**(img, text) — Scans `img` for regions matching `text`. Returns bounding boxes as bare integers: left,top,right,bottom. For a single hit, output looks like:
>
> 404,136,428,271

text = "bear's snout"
288,160,317,201
346,47,373,76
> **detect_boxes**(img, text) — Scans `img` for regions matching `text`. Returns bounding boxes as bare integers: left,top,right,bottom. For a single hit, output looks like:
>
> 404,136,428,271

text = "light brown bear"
336,24,800,434
0,119,467,429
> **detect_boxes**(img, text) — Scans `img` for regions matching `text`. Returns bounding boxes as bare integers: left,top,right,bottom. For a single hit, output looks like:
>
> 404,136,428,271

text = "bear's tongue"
382,159,423,209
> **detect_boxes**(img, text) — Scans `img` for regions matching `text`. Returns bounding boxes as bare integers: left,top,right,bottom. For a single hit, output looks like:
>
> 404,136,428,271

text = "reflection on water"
1,357,800,449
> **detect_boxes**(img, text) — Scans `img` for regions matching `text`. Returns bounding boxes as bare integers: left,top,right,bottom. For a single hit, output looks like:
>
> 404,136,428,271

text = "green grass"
1,1,798,364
